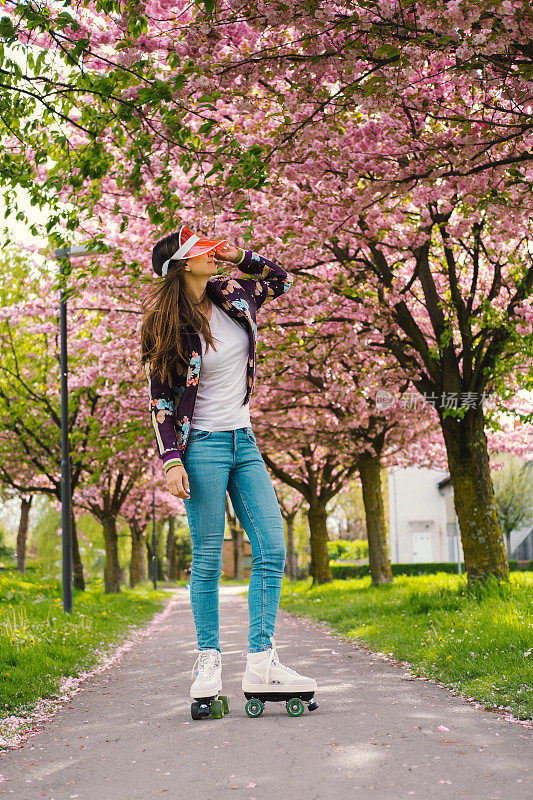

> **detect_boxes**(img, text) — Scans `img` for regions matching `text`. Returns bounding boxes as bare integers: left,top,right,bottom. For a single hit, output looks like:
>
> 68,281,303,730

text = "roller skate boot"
242,637,319,718
189,648,229,720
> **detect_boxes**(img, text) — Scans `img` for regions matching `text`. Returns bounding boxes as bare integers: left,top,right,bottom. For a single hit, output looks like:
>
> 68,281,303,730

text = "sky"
0,186,52,271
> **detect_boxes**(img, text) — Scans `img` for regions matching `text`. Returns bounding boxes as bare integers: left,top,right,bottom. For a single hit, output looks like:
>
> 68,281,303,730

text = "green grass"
280,572,533,720
0,567,169,728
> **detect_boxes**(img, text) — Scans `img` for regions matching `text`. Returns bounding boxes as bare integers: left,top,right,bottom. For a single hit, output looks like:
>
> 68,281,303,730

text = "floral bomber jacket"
145,248,294,472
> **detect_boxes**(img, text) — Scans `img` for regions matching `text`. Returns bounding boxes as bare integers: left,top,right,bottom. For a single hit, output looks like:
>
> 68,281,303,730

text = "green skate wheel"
286,698,305,717
245,698,264,718
219,695,230,714
211,699,224,719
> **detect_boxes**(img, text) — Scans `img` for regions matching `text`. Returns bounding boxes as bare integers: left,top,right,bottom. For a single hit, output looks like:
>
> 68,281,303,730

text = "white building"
387,467,463,564
508,524,533,560
387,466,532,564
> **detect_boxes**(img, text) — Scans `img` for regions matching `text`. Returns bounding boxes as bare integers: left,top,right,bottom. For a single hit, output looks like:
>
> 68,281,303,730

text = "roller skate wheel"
219,695,230,714
286,697,305,717
211,699,224,719
191,701,210,720
245,698,265,718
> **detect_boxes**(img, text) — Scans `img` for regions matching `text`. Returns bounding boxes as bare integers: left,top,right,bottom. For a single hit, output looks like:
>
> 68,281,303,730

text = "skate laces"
244,638,301,683
266,637,300,682
191,649,220,681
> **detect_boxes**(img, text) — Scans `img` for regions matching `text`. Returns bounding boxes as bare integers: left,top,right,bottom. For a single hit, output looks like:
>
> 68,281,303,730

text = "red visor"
179,225,227,259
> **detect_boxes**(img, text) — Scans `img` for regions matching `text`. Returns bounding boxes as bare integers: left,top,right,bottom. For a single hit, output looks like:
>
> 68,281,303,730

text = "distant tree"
327,479,367,542
0,521,12,560
492,455,533,558
16,494,33,572
274,482,305,581
225,494,244,581
174,528,192,580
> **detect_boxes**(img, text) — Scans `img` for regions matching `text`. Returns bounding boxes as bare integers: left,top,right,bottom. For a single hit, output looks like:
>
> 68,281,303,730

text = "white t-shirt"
190,302,252,431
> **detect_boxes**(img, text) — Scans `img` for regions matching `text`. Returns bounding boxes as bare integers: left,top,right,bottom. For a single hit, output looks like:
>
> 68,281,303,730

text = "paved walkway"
0,586,531,800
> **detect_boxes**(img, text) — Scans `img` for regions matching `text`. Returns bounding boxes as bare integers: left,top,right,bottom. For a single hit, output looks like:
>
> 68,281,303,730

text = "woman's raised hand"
214,242,242,263
165,464,190,499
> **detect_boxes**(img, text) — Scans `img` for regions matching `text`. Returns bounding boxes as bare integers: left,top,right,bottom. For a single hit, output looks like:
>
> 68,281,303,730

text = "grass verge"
0,567,169,734
280,571,533,720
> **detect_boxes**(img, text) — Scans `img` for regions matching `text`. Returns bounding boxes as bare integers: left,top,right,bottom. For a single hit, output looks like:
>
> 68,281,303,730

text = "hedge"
329,560,533,579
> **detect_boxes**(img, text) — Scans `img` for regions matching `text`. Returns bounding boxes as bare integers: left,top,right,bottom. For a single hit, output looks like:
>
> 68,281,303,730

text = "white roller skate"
242,637,319,718
189,649,229,721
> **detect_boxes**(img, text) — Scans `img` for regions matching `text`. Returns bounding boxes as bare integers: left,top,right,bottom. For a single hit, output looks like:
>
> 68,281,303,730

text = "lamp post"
54,244,112,613
152,464,157,589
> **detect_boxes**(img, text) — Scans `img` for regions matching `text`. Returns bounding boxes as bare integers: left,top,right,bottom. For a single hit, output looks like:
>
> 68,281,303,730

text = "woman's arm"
144,361,184,472
236,249,293,310
216,244,293,310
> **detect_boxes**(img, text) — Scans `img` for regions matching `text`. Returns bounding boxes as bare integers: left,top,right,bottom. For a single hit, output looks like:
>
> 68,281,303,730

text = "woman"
141,225,317,705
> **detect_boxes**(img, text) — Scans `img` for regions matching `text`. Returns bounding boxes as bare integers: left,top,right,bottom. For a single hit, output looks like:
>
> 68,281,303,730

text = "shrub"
329,560,532,579
327,539,368,562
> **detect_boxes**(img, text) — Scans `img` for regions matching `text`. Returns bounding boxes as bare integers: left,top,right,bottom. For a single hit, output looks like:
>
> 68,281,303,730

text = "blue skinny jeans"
181,426,287,653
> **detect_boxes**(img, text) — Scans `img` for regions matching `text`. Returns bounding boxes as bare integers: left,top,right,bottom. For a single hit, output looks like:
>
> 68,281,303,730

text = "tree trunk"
440,406,509,585
285,512,298,580
130,519,147,587
167,515,179,581
505,530,511,559
102,514,121,593
16,495,32,572
173,540,182,580
71,510,86,591
225,494,244,580
232,525,244,581
358,453,393,586
308,501,332,584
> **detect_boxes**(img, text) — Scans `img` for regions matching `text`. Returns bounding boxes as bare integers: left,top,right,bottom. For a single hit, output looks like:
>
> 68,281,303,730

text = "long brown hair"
140,231,218,387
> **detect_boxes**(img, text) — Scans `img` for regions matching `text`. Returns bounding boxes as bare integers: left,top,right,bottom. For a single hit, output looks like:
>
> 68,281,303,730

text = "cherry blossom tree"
250,277,448,584
2,0,531,245
2,1,531,591
69,459,182,590
296,197,530,585
0,273,95,588
0,245,185,591
273,481,306,581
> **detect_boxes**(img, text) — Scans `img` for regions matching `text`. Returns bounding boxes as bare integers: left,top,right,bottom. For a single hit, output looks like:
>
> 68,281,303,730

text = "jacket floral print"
145,248,293,472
